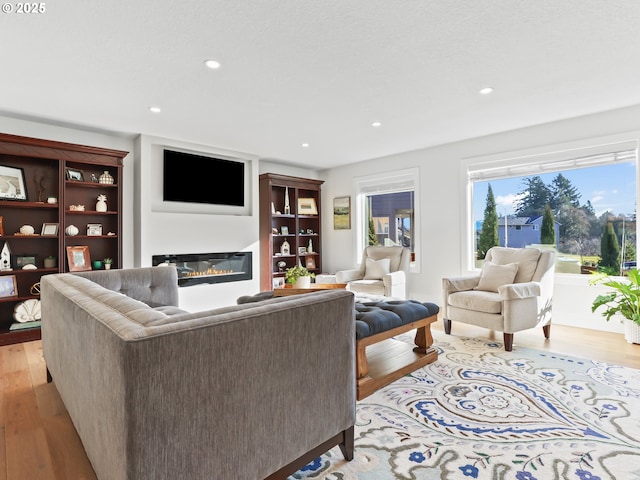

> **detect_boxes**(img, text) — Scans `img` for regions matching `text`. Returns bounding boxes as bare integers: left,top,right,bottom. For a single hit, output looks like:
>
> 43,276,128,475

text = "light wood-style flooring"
1,323,639,480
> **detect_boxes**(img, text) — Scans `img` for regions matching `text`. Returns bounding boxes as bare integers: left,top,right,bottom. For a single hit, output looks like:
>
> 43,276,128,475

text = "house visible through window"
355,168,419,267
470,145,637,275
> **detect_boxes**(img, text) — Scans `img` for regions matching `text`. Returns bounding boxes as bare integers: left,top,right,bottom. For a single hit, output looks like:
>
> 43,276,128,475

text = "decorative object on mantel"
591,268,640,344
96,194,107,212
284,187,290,214
99,170,114,184
69,204,85,211
65,225,79,236
285,265,315,288
1,242,12,271
13,298,41,323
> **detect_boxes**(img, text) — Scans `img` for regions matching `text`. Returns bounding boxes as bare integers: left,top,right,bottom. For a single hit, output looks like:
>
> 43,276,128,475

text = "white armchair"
336,246,411,299
442,247,555,351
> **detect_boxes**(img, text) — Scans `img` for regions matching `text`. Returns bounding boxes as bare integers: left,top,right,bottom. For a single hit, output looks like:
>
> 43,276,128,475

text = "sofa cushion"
475,261,518,293
448,290,502,314
364,257,391,280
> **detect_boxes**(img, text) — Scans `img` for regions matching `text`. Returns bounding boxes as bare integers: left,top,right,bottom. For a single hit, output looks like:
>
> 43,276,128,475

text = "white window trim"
460,132,640,280
353,167,421,273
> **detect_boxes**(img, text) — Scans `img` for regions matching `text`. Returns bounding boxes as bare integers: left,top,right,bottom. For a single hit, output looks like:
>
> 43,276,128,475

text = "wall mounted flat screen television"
163,149,245,207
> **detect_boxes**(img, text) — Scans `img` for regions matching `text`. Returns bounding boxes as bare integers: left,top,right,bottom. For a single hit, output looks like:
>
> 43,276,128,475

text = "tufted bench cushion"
355,300,439,339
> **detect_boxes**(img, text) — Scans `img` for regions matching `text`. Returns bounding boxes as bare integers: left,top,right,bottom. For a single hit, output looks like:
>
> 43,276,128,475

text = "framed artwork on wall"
333,196,351,230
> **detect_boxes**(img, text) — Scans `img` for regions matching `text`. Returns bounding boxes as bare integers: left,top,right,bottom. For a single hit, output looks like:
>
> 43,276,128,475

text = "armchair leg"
543,324,551,339
443,318,452,334
503,333,514,351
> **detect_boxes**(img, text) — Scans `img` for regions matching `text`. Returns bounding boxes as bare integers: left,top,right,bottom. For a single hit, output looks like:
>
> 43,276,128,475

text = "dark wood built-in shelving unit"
0,133,127,345
259,173,324,292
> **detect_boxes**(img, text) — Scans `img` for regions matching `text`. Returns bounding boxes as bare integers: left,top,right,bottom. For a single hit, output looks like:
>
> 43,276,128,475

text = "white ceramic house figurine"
281,239,290,255
284,187,290,214
0,242,12,271
96,194,107,212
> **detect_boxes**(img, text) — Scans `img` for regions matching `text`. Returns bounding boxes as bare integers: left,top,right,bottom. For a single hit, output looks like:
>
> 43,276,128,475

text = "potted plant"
285,265,315,288
103,258,113,270
591,268,640,344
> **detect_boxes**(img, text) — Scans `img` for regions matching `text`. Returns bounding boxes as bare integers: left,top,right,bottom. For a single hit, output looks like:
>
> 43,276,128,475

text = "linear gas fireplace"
152,252,252,287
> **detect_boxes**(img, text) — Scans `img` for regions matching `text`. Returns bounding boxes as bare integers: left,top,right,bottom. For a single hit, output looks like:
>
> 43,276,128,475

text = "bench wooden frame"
356,313,439,400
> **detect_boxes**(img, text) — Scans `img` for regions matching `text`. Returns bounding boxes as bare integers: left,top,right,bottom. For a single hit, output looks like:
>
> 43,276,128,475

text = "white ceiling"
2,1,640,169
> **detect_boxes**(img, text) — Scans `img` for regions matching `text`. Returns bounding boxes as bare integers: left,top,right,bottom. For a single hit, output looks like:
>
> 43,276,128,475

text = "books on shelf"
9,320,41,331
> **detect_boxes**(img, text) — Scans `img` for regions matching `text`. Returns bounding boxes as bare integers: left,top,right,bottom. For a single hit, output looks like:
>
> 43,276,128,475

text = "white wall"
320,104,640,335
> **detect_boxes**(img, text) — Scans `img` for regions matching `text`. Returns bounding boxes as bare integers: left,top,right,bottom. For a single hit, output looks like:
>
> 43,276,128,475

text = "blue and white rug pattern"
292,334,640,480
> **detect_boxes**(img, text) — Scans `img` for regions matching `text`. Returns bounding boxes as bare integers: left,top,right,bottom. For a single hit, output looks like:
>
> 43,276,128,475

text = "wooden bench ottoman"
355,300,439,400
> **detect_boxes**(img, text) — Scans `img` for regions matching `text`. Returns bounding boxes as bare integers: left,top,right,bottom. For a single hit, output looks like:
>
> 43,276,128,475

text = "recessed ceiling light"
479,87,494,95
149,106,161,113
371,122,382,127
301,143,310,148
204,59,221,69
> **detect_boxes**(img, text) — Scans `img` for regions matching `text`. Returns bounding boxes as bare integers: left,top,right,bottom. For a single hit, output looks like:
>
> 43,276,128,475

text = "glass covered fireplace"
151,252,252,287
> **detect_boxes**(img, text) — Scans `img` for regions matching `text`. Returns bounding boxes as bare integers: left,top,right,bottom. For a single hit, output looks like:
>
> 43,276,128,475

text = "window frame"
354,167,421,273
461,133,640,276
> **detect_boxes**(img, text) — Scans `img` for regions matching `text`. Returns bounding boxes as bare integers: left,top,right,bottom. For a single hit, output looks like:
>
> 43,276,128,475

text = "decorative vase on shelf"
65,225,79,236
284,187,290,215
99,171,114,185
96,194,107,212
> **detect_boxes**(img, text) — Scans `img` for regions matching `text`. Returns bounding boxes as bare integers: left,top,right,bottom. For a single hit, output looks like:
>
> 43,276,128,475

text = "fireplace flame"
185,267,234,277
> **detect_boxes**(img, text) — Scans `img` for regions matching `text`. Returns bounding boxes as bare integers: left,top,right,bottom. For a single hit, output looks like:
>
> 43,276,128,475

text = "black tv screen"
163,149,245,207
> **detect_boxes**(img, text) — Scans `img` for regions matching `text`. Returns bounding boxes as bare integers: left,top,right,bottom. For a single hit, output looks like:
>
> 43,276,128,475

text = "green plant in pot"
103,258,113,270
591,268,640,344
285,265,315,288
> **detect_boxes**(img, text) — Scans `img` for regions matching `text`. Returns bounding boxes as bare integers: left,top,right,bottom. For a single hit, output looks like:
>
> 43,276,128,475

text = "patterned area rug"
291,333,640,480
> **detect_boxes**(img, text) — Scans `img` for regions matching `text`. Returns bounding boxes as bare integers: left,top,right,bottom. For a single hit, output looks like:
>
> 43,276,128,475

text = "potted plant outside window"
285,265,315,288
591,268,640,344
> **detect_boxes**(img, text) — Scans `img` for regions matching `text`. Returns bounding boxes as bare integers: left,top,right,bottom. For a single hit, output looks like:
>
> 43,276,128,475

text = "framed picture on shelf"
0,274,18,298
297,198,318,215
297,247,307,255
15,255,37,268
66,245,91,272
87,223,103,236
65,167,85,182
0,165,27,200
281,226,289,235
333,196,351,230
41,223,59,236
272,277,285,289
305,256,316,269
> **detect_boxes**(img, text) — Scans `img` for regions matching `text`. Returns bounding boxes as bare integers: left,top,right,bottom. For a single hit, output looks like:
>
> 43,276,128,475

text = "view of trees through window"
473,161,636,275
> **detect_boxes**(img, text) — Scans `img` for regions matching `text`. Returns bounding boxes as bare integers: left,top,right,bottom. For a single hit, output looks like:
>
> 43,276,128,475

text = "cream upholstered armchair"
336,246,411,299
442,247,555,351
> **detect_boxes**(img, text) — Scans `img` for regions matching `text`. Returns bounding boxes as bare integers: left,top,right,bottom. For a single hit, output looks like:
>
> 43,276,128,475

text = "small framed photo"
298,198,318,215
87,223,103,236
0,165,28,200
65,167,85,182
333,196,351,230
15,255,37,268
41,223,59,236
281,226,289,235
0,274,18,298
306,229,314,234
272,277,285,289
305,256,316,269
298,247,307,255
66,245,91,272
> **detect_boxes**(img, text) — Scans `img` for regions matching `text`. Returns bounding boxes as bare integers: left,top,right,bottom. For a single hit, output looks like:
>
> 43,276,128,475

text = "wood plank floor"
1,323,639,480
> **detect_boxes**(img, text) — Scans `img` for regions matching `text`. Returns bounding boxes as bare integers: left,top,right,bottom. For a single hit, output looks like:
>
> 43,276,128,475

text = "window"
355,168,419,270
467,140,638,275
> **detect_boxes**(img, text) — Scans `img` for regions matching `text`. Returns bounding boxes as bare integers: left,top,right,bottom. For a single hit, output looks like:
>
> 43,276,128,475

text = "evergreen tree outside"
515,176,551,218
478,184,499,259
600,221,620,272
367,213,379,246
540,204,556,245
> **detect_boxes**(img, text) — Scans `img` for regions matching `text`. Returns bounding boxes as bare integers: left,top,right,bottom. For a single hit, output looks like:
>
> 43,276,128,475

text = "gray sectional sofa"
41,266,356,480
